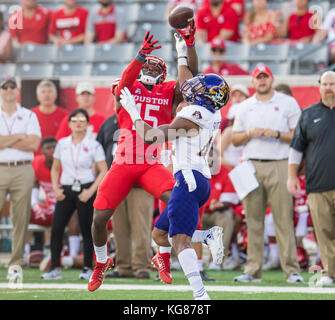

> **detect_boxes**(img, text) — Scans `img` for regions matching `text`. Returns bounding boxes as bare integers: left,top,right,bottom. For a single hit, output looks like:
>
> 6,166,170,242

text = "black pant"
51,183,95,269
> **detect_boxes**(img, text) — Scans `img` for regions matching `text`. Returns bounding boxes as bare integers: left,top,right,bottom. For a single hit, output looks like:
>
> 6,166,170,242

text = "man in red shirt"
196,0,240,43
8,0,51,45
31,80,68,155
85,0,127,44
203,38,249,76
55,81,106,140
49,0,88,46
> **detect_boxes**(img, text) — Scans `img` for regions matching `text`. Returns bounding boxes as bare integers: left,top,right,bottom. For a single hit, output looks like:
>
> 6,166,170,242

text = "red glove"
138,31,162,59
177,19,196,47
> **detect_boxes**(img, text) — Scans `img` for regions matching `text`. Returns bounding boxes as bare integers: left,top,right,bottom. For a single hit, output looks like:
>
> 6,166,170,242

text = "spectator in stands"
41,108,107,280
49,0,89,46
0,12,12,62
202,147,239,270
196,0,240,43
31,80,69,155
276,0,316,44
56,81,106,140
167,0,199,15
96,112,154,279
201,0,245,20
85,0,127,44
288,70,335,286
312,7,335,64
275,83,293,96
231,64,304,284
0,76,41,280
242,0,280,46
8,0,51,46
203,38,250,76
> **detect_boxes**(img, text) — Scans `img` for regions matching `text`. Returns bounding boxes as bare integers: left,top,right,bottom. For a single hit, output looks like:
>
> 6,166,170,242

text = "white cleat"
205,226,224,265
194,292,211,300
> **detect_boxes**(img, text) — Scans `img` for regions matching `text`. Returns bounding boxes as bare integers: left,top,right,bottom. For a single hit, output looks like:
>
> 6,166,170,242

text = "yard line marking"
0,283,334,294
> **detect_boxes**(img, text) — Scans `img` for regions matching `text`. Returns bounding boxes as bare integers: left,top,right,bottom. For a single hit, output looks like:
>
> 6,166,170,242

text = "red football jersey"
114,80,176,164
8,6,51,44
48,6,88,40
55,112,106,140
32,155,56,206
203,165,237,212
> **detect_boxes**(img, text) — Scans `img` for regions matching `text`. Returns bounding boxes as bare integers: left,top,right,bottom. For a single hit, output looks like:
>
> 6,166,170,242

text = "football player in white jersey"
120,32,230,300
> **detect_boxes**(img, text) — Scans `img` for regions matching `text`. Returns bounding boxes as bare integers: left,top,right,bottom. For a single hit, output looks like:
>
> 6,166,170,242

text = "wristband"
177,56,188,66
276,130,280,139
137,52,146,60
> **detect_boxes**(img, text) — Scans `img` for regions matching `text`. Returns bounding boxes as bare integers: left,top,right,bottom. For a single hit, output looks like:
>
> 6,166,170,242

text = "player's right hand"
174,33,187,58
138,31,162,58
177,19,196,47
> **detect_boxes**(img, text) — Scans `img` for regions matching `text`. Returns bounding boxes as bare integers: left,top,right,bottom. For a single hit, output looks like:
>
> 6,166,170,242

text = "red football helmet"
139,55,167,85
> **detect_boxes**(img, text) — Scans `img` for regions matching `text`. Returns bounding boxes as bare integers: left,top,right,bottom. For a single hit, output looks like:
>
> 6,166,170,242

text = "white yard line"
0,283,334,294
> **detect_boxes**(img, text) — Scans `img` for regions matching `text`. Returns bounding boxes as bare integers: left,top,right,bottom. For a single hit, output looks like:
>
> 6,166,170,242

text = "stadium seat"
249,61,290,76
128,2,168,23
55,44,94,63
15,63,53,78
289,43,329,74
91,62,128,77
196,43,211,62
92,43,135,63
224,43,251,62
249,43,289,62
129,22,172,44
0,63,16,76
152,43,174,63
53,63,92,77
16,44,57,63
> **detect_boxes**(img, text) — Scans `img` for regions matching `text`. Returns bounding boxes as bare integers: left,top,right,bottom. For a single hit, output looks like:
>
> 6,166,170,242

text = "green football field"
0,267,334,300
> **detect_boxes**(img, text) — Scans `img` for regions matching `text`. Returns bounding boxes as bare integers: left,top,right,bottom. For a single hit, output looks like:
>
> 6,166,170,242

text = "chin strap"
138,70,162,85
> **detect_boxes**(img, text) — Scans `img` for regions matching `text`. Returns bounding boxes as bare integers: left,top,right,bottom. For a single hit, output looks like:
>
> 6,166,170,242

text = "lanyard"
1,113,17,135
70,140,82,175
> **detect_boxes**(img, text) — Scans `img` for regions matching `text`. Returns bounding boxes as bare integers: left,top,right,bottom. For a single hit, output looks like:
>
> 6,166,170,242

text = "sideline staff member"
0,76,41,278
232,64,303,283
288,70,335,287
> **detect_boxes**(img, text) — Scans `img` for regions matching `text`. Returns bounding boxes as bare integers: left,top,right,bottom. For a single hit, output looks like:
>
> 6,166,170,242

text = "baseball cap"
252,64,273,78
76,81,95,95
231,84,249,98
210,38,226,50
0,75,17,88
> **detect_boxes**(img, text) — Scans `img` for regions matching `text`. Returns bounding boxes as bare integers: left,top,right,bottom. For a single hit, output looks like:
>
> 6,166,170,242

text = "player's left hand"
120,87,141,123
177,19,196,47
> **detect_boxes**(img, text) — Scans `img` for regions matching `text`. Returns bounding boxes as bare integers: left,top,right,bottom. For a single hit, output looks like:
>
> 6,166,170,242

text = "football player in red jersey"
88,28,199,292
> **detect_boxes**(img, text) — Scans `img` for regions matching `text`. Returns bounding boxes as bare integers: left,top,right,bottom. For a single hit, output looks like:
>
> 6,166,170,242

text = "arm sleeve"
288,147,303,165
287,97,302,129
53,142,61,160
26,112,42,137
93,141,107,163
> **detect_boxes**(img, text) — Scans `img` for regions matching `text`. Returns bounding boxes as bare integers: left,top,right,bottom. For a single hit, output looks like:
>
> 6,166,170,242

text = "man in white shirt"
231,64,304,284
0,76,41,279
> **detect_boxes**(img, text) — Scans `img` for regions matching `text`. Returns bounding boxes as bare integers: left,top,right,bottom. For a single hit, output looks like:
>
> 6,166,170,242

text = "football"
168,5,194,29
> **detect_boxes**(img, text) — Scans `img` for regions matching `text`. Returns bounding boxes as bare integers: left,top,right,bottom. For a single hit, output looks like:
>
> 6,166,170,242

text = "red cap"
210,38,226,50
252,64,273,78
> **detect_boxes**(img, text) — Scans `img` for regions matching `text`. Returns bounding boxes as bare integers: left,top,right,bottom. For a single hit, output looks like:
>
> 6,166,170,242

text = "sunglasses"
211,47,225,53
70,117,87,123
1,84,17,90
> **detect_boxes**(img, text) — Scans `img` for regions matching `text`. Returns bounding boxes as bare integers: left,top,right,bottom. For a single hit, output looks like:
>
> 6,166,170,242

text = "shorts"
94,162,175,210
30,203,54,227
155,170,210,237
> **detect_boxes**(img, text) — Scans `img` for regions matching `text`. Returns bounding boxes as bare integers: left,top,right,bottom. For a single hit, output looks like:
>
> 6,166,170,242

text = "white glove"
174,33,188,66
120,87,141,123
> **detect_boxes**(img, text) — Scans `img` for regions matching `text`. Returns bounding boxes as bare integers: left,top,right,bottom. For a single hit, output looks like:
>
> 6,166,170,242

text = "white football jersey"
171,104,222,179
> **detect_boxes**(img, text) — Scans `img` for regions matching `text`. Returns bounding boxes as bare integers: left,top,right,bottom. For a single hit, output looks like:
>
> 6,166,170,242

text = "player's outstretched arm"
120,87,199,144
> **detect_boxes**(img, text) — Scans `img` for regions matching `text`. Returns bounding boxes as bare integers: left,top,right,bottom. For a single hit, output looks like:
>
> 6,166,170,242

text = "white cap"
231,84,249,98
76,81,95,95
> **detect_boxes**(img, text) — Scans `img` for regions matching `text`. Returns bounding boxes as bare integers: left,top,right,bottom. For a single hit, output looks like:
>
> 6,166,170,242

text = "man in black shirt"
288,70,335,287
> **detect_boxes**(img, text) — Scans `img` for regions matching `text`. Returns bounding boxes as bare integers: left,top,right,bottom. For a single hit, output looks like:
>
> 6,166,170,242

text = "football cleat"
205,226,224,265
151,252,172,284
88,257,114,292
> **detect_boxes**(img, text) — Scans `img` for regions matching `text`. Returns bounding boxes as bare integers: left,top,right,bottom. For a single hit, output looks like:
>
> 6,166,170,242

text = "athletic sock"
94,244,108,264
159,246,172,254
178,248,207,298
69,235,81,257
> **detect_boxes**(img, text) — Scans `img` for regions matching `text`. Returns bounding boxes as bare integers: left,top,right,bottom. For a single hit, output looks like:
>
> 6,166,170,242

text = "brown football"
168,5,194,29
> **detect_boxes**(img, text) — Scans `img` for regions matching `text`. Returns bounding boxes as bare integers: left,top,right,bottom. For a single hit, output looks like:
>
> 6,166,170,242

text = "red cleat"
151,252,172,284
88,257,113,292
